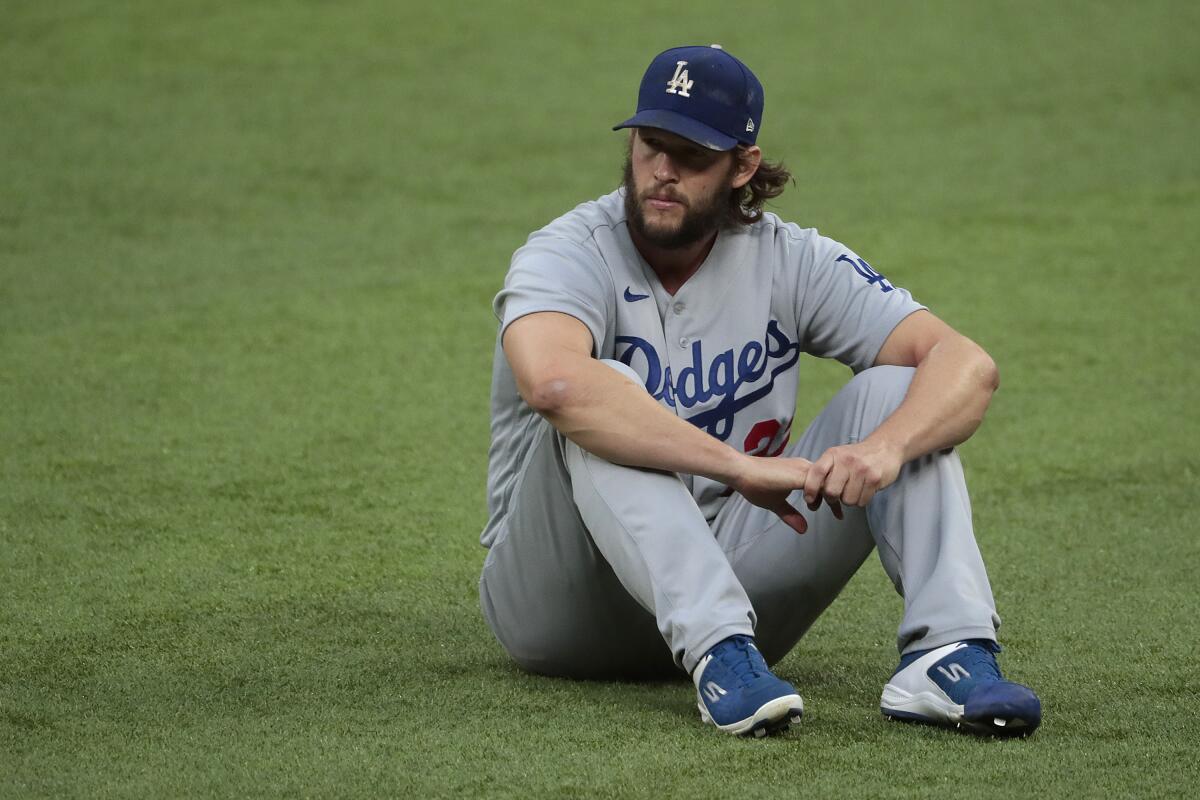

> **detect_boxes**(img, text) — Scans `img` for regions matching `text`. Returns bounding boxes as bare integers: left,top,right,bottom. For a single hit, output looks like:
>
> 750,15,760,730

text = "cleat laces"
946,642,1002,683
719,636,769,688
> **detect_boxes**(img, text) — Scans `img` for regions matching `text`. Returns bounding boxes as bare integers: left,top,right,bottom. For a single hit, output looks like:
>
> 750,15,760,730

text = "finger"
858,467,886,508
773,500,808,535
803,453,833,506
842,472,866,507
824,494,844,520
822,464,849,504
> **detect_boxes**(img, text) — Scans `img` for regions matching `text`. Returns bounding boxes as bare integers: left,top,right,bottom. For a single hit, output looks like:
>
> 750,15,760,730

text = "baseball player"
479,45,1042,738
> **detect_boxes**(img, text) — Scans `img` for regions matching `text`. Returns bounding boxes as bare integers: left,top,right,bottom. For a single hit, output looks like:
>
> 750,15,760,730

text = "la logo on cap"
665,61,693,97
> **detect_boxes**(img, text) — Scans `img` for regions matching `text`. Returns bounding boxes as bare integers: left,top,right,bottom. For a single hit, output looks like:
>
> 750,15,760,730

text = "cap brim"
612,109,738,151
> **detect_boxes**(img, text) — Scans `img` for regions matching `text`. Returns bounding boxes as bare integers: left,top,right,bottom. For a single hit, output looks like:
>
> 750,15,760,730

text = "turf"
2,1,1198,797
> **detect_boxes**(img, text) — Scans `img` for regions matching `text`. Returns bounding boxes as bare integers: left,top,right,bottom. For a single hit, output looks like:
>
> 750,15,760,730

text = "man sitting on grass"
478,44,1041,738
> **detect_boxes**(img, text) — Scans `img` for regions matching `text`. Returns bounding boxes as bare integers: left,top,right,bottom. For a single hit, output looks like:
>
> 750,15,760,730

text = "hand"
802,437,904,509
729,454,843,535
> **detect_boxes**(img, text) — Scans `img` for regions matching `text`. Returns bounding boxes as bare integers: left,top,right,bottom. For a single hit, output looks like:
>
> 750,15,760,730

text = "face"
622,128,741,250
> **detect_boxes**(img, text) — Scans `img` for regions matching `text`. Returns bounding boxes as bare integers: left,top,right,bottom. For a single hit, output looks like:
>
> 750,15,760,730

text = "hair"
727,146,793,227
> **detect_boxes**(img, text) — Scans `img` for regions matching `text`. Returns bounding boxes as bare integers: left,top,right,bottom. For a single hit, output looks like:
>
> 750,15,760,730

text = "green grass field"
3,1,1198,797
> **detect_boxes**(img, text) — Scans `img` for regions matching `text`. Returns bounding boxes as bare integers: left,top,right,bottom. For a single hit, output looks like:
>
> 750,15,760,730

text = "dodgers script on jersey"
481,189,924,547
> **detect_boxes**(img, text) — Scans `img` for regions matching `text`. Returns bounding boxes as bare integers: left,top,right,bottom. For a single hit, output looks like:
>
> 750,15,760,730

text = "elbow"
935,335,999,395
526,375,579,416
971,346,1000,397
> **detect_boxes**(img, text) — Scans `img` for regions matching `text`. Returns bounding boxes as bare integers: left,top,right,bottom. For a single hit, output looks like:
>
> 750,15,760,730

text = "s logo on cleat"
937,663,971,682
703,681,727,703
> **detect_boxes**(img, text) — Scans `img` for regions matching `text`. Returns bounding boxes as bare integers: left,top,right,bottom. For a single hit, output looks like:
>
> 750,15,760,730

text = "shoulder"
733,211,833,268
502,190,628,305
518,190,627,258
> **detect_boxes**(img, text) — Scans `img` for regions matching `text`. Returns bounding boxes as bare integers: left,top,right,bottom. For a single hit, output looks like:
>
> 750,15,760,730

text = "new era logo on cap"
613,44,764,151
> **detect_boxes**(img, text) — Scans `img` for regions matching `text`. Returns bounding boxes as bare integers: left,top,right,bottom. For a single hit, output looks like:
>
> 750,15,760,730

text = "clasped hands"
729,438,905,535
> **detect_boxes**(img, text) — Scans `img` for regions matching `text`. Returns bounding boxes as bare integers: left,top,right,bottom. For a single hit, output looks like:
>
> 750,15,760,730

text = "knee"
846,365,915,408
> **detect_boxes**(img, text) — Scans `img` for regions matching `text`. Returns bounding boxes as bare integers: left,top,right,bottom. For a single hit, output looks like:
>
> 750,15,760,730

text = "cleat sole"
742,711,798,739
880,681,1039,738
882,707,1038,739
700,694,803,737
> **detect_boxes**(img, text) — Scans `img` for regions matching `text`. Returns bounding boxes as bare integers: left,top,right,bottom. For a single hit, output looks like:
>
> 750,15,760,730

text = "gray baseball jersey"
482,188,924,548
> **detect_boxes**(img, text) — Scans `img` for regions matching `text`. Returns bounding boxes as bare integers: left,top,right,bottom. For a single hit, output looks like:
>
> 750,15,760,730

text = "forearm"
865,337,999,463
531,356,746,484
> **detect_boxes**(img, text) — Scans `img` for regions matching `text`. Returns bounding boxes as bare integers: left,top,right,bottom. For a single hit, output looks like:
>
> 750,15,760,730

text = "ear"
730,146,761,189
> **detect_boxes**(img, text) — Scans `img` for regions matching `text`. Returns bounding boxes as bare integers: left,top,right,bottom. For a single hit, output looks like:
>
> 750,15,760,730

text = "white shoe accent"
702,680,727,703
880,642,969,724
692,652,714,693
936,663,971,682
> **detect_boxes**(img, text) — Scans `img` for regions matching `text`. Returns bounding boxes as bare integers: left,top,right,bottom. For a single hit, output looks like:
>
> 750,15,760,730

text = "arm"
802,309,999,508
869,309,999,459
504,311,833,533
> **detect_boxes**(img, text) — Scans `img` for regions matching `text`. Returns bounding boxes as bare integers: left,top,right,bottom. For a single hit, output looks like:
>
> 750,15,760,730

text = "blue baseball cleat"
693,635,804,737
880,640,1042,737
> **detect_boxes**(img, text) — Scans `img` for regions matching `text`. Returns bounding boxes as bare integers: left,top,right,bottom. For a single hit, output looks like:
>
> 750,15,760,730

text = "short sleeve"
493,233,613,357
796,236,925,371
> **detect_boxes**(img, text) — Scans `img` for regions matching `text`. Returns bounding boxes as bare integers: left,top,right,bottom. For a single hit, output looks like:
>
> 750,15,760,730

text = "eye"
680,147,714,168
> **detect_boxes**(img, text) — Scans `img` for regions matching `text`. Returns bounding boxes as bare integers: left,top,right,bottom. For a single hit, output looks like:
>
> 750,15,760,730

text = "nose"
652,153,678,183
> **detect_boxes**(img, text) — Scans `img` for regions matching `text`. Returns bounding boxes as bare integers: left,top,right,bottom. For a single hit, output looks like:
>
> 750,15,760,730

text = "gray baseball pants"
479,362,1000,679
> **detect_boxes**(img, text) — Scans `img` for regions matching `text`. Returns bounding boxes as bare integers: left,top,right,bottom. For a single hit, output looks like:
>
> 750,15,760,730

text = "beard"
622,154,733,250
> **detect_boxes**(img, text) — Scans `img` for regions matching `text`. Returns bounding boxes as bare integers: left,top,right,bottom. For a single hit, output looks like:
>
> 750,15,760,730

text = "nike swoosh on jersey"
624,287,651,302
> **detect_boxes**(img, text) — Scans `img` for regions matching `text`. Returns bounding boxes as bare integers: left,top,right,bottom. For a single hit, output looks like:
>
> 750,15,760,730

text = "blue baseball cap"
613,44,764,151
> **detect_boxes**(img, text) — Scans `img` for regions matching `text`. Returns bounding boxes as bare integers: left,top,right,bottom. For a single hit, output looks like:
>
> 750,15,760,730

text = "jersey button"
673,302,685,315
679,336,689,348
